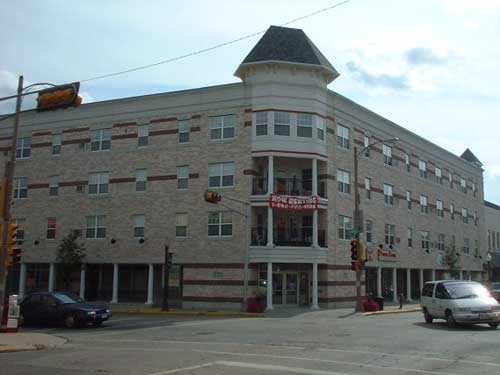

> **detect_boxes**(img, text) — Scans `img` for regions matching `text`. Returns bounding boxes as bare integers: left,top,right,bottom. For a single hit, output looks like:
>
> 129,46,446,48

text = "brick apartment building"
1,26,487,310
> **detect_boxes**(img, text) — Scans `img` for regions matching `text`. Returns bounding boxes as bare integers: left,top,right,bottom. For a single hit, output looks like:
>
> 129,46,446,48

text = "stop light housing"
37,82,82,112
358,240,367,262
6,221,21,267
205,190,221,203
350,239,359,271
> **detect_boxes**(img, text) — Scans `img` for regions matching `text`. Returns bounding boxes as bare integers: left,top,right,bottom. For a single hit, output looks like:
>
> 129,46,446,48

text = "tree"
56,231,86,291
444,244,461,279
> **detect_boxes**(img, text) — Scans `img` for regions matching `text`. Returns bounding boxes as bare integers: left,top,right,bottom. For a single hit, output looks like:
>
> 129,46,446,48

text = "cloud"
404,47,455,67
345,61,410,90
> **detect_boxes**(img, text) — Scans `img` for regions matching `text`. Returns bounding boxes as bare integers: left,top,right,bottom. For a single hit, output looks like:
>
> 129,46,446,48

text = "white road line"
217,360,351,375
144,362,216,375
192,349,462,375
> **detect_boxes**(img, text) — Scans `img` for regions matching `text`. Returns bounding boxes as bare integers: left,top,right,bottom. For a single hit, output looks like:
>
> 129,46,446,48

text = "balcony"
252,177,327,198
251,227,326,247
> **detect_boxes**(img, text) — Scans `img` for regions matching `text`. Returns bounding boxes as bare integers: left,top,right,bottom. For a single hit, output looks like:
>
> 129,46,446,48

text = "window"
473,211,478,226
209,162,234,188
52,134,62,155
46,217,57,239
449,172,453,188
419,160,427,178
337,169,350,194
176,213,187,237
460,178,467,193
136,169,147,192
405,154,410,172
421,231,430,250
488,230,492,250
177,166,189,190
383,184,393,205
437,233,445,251
463,238,470,254
138,125,148,147
406,191,412,209
364,136,370,157
14,219,25,240
49,175,59,196
209,114,235,140
16,137,31,159
338,215,352,240
450,204,455,220
178,119,190,143
317,117,325,140
208,211,232,236
88,172,109,195
420,195,428,213
408,228,413,247
435,167,442,184
364,178,371,199
274,112,290,136
133,214,145,238
255,112,268,136
297,113,313,138
91,129,111,151
462,208,468,223
436,200,443,217
86,215,106,239
385,224,395,245
14,177,28,199
383,144,392,165
451,235,456,251
337,124,350,149
366,220,373,243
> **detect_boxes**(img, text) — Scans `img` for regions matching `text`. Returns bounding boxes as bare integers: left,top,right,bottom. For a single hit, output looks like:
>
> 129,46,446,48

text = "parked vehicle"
19,292,111,328
421,280,500,329
488,282,500,302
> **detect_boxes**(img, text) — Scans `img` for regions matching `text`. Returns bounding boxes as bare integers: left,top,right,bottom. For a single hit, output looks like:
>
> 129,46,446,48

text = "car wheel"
488,322,499,329
423,309,433,324
445,311,456,328
64,314,78,329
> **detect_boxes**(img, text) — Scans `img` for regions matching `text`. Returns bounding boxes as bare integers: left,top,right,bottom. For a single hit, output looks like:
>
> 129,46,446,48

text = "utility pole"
161,245,172,311
0,75,23,320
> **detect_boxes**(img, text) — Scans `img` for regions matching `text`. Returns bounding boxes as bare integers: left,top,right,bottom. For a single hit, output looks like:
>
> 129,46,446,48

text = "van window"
435,284,450,299
422,284,434,297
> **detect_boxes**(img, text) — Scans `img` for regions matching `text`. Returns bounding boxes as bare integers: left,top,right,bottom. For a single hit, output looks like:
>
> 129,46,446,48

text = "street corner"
0,333,67,353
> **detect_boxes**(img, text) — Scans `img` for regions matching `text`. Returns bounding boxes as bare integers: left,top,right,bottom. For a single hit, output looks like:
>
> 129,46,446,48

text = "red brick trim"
184,263,244,269
63,127,89,134
112,133,137,140
0,136,12,141
252,150,327,158
62,138,90,145
0,147,10,152
113,121,137,128
31,142,51,148
32,131,52,137
319,264,351,270
28,183,49,189
244,108,253,113
110,177,135,184
184,280,243,286
150,117,177,124
60,181,87,187
252,108,334,121
150,129,177,136
183,296,243,303
190,126,201,132
148,175,176,181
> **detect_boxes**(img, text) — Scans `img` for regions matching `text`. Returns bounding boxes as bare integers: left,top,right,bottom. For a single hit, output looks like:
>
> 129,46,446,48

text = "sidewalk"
0,333,66,353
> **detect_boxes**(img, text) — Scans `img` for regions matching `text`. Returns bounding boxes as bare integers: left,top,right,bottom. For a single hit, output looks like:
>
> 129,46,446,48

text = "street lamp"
353,137,399,312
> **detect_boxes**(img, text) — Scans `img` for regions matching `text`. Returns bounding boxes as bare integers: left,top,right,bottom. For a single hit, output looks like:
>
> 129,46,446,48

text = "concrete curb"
363,307,422,316
0,344,47,353
112,309,264,318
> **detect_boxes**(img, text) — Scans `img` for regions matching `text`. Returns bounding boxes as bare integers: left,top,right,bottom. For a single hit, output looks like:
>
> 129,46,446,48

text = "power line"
80,0,350,83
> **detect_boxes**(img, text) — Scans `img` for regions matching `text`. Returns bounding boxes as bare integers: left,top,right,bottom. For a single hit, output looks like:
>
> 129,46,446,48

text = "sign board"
377,246,397,262
269,193,318,211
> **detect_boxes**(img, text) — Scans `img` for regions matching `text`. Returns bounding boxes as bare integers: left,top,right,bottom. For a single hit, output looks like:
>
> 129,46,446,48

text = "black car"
19,292,111,328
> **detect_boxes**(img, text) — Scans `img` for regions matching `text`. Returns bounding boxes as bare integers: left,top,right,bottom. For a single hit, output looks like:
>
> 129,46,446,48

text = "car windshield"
445,282,491,299
54,293,85,304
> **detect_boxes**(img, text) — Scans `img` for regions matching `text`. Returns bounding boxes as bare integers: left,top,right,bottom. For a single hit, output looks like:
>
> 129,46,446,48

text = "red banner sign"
269,193,319,211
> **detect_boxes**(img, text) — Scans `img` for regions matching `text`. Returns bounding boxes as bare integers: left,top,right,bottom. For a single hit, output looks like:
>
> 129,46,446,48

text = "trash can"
375,297,384,311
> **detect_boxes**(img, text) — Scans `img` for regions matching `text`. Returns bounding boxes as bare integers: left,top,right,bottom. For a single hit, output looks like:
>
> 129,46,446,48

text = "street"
3,309,500,375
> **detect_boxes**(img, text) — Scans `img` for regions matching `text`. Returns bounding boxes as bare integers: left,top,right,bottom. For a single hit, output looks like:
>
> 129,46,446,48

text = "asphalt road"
3,309,500,375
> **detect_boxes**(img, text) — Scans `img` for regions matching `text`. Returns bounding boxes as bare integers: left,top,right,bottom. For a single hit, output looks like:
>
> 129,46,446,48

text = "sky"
1,0,499,203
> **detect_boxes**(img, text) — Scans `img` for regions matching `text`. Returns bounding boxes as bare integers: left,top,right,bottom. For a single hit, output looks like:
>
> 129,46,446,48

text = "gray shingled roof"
241,26,337,73
460,148,483,166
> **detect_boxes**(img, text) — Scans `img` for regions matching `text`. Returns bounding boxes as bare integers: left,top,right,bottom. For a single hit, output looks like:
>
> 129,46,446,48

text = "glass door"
272,273,284,305
285,273,298,305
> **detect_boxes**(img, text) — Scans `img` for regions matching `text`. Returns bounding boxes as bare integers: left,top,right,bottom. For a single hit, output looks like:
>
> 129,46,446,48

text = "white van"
420,280,500,329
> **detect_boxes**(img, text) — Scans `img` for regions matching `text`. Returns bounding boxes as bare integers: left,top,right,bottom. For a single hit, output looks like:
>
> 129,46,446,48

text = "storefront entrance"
272,271,310,306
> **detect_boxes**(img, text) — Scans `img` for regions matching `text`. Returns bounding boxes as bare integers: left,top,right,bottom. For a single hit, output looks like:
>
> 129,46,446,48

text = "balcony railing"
252,177,327,198
251,227,326,247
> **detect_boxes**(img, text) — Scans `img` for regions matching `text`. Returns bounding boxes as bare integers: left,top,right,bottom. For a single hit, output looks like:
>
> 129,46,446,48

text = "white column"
406,269,412,302
266,262,273,311
267,156,274,247
431,269,436,281
377,267,382,298
111,264,119,303
311,263,319,309
419,269,424,296
312,211,318,247
392,268,398,303
459,270,463,280
146,264,154,305
312,158,318,196
18,263,27,298
48,263,55,292
79,265,86,299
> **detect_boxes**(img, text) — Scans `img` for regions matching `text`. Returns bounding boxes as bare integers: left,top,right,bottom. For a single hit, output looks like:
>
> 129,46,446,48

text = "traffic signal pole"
353,146,362,312
0,75,23,320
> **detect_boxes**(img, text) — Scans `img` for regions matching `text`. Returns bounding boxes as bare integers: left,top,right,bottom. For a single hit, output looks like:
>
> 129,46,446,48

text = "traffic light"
6,221,21,267
204,190,221,203
37,82,82,112
350,239,359,271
